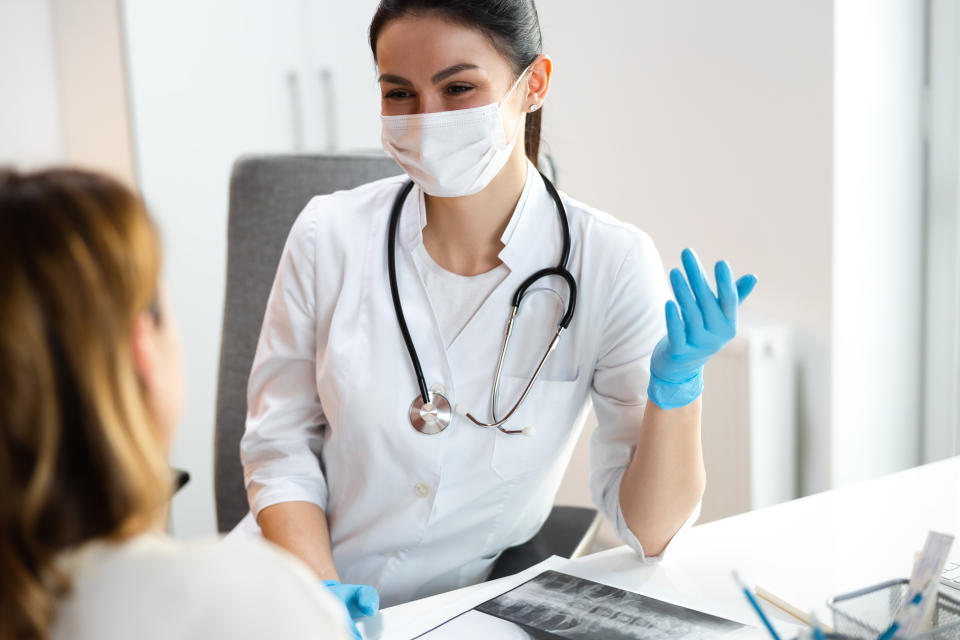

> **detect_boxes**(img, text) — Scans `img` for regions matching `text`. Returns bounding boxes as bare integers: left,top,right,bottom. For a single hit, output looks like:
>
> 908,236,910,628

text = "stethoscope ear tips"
520,425,536,437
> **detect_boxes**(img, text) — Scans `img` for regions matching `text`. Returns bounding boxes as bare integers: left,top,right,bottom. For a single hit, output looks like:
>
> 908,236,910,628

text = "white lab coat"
236,161,698,607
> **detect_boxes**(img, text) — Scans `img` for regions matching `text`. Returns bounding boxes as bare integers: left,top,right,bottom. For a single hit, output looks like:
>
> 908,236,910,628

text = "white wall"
542,0,926,496
50,0,135,184
0,0,133,181
832,0,925,485
537,0,836,493
0,0,64,167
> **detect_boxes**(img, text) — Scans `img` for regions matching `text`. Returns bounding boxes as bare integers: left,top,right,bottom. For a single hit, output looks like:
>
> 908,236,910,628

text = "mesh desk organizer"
825,579,960,640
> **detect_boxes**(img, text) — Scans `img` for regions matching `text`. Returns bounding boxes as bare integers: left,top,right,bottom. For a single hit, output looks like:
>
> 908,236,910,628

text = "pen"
755,585,835,633
733,571,782,640
756,586,813,627
809,611,826,640
875,591,923,640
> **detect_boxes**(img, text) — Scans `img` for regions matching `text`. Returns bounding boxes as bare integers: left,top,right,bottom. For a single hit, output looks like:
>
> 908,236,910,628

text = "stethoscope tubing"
387,179,432,403
388,171,576,431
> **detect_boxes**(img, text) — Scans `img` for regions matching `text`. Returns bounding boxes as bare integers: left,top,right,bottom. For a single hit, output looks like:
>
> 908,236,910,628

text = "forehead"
375,14,512,77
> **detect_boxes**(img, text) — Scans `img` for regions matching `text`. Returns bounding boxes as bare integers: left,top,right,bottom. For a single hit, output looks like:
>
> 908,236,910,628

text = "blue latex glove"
648,248,758,410
321,580,379,640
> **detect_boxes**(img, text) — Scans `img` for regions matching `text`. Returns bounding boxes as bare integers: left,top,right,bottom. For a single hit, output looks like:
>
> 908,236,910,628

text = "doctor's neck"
422,140,529,277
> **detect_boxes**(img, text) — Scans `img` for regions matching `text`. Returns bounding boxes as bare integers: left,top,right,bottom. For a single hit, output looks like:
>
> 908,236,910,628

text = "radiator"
699,318,798,523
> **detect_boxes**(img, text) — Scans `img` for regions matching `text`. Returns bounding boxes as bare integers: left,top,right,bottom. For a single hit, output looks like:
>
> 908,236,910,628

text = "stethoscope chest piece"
408,391,452,435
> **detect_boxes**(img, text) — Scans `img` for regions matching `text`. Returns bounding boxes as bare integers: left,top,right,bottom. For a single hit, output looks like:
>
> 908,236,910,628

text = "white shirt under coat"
411,242,509,347
237,160,699,607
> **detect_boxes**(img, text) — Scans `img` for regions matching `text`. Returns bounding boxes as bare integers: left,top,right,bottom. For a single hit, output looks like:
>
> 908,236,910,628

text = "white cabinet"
121,1,385,536
302,0,383,151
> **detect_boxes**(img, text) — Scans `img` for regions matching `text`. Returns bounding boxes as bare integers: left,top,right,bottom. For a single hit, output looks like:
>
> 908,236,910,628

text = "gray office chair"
214,153,599,576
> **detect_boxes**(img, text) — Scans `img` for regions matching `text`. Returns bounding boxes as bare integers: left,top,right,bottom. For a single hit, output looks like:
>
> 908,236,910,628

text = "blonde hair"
0,168,171,640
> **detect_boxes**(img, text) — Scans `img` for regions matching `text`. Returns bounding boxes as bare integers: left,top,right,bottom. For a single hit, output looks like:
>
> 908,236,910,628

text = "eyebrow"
378,63,480,87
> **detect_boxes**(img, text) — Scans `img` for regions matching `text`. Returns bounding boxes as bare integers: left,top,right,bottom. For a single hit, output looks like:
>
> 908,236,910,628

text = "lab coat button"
414,482,430,498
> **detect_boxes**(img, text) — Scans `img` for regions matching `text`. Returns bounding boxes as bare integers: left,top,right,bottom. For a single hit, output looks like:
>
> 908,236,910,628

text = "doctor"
238,0,757,621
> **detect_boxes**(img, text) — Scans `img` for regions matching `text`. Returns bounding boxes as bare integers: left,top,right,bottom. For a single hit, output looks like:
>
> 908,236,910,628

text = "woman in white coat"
238,0,757,626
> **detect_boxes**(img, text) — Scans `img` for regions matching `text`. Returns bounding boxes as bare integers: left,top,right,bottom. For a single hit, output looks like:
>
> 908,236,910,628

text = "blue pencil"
732,571,782,640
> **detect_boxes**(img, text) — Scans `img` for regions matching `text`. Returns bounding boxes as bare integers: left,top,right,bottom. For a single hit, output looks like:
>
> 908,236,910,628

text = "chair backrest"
215,153,401,532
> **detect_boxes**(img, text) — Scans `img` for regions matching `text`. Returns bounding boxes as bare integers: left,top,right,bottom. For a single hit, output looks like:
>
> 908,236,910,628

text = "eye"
385,89,415,100
445,84,475,96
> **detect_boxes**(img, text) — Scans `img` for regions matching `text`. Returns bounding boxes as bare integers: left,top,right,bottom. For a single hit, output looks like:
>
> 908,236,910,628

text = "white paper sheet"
367,556,573,640
363,556,789,640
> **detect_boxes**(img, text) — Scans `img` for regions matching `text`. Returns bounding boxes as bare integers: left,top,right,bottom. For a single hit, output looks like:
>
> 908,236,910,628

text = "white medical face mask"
380,66,531,198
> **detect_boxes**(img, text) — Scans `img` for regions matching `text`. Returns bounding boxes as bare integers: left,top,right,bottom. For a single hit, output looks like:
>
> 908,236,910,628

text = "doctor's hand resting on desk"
237,0,758,615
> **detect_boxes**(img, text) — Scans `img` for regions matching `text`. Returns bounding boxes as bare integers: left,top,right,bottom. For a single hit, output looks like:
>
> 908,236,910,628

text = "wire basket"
827,579,960,639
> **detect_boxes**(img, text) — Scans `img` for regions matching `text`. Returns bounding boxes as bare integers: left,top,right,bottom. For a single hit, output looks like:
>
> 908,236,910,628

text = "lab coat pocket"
490,372,585,481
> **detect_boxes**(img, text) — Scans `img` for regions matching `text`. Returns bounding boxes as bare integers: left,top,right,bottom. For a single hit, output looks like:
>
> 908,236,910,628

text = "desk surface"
378,456,960,636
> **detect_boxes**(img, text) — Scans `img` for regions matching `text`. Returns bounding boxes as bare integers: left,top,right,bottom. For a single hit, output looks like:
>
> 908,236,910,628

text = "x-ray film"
414,570,750,639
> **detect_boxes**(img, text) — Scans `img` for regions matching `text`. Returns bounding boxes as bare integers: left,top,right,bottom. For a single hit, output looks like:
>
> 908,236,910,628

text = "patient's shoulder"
53,533,349,640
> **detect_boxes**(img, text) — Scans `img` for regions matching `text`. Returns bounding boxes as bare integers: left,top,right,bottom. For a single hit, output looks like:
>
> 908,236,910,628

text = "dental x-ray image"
415,570,749,639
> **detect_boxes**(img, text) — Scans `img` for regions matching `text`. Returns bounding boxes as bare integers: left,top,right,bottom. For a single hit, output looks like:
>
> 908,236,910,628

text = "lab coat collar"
398,159,554,272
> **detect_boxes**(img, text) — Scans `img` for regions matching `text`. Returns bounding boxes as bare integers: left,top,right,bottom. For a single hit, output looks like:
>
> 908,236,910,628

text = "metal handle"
319,67,338,152
286,71,305,152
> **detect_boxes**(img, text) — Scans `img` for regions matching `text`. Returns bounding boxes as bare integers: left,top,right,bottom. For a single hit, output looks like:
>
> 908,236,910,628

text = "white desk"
376,457,959,637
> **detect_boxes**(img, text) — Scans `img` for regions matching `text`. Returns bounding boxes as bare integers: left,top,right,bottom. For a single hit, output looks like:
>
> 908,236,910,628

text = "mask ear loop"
501,64,534,107
499,65,535,145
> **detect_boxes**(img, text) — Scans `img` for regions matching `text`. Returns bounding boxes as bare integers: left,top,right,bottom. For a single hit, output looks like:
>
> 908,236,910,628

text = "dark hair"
369,0,544,167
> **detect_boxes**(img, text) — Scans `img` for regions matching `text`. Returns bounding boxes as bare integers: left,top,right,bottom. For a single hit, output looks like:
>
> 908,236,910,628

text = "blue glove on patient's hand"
321,580,379,639
648,248,758,410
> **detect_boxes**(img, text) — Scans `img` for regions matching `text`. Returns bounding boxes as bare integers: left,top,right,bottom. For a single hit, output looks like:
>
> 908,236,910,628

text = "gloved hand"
321,580,379,640
648,248,758,410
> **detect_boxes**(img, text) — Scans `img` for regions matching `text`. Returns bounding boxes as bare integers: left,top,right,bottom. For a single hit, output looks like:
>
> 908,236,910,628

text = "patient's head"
0,168,183,639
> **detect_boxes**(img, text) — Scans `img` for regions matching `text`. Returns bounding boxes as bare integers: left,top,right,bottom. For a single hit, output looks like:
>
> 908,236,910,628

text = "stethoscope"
388,172,577,436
